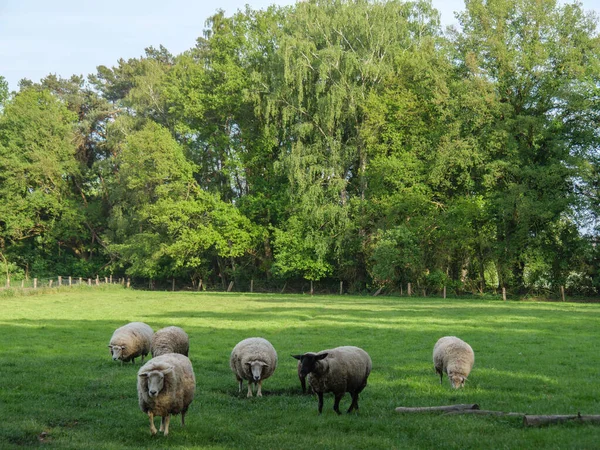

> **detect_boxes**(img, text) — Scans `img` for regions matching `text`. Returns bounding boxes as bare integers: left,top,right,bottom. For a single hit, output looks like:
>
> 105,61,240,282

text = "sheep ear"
291,354,303,360
138,373,148,378
260,362,268,367
316,353,328,361
107,345,113,348
162,366,174,376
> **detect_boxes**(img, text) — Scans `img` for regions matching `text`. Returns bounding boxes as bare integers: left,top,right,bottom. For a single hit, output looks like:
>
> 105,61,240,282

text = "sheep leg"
317,392,324,414
333,393,344,415
247,382,253,398
237,377,243,393
300,376,306,394
181,410,186,427
163,415,171,436
148,412,157,435
347,391,359,413
257,380,263,397
160,416,166,432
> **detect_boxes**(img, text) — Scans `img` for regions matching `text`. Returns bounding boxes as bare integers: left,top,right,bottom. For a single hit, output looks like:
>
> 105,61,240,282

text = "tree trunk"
395,404,480,413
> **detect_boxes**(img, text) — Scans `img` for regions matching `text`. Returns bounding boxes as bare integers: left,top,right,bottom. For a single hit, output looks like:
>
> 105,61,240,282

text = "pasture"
0,287,599,449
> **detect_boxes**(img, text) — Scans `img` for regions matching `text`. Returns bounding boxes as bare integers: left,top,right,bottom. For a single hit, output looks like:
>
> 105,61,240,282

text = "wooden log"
227,280,234,292
445,410,524,417
395,404,480,413
523,414,600,427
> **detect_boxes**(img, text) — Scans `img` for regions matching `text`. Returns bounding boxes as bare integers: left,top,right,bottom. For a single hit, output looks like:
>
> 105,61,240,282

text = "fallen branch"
523,414,600,427
395,404,480,413
445,410,524,418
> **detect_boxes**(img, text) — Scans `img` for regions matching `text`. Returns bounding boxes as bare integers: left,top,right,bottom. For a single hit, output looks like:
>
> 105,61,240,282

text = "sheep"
137,353,196,436
151,326,189,358
433,336,475,388
108,322,154,364
230,337,278,397
293,346,372,415
297,360,310,394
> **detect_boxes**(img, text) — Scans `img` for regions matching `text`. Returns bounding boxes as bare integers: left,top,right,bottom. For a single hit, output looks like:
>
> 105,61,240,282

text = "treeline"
1,0,599,296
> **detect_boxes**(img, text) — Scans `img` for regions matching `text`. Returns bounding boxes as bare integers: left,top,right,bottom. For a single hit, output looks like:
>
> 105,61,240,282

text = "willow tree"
255,0,442,284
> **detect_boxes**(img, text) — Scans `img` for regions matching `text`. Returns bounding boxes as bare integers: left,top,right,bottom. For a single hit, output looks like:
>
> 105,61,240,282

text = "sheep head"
108,344,126,361
246,361,268,382
292,352,328,377
449,373,467,389
139,366,174,397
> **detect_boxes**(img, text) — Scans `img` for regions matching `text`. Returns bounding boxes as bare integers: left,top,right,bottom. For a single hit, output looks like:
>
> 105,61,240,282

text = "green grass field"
1,287,599,449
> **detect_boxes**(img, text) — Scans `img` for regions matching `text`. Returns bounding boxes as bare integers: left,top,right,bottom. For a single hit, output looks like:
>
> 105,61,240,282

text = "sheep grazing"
230,337,278,397
433,336,475,388
297,360,310,394
293,346,372,415
151,326,190,358
137,353,196,436
108,322,154,364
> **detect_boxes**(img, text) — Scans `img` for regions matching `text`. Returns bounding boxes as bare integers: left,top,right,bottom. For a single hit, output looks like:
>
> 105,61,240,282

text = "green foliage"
1,0,599,294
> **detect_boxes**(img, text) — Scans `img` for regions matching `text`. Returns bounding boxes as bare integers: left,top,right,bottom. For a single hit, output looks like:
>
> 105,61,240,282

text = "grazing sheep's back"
109,322,154,363
230,337,278,381
433,336,474,388
152,326,189,358
137,353,196,418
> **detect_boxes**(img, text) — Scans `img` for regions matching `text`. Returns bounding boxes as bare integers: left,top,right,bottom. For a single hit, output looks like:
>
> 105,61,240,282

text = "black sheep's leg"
317,392,324,414
333,393,344,415
347,391,359,413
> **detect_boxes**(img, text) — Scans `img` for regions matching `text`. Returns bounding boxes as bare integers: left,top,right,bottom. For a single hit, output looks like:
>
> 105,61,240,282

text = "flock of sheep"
108,321,475,436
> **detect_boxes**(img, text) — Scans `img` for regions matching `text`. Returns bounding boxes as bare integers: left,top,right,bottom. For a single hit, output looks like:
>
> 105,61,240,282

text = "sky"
1,0,599,92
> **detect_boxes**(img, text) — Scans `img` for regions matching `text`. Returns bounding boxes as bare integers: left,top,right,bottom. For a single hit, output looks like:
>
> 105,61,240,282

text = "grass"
0,286,599,449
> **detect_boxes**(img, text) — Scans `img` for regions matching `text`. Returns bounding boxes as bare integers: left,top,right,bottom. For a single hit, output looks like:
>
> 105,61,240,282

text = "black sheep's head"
292,352,328,377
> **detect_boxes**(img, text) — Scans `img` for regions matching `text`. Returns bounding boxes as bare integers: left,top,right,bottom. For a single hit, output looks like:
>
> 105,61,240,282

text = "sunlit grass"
0,287,599,448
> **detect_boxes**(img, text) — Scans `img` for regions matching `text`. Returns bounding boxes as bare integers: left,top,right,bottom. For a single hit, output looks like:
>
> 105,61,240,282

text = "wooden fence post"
198,279,203,291
408,283,412,296
560,286,565,302
250,279,254,293
79,277,82,285
127,278,131,288
172,278,175,292
443,286,447,299
96,275,99,286
502,287,507,301
69,276,72,287
227,281,234,292
400,285,403,296
310,280,314,296
49,280,53,288
58,276,62,287
21,280,24,288
340,281,343,295
88,278,91,286
34,278,37,289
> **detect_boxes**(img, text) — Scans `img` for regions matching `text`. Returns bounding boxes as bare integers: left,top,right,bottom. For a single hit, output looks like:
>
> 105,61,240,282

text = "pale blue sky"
1,0,598,92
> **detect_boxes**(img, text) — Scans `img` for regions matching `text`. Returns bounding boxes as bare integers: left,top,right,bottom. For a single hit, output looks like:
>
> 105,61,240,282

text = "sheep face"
292,353,328,377
449,373,466,389
246,361,268,382
139,367,173,397
109,345,126,361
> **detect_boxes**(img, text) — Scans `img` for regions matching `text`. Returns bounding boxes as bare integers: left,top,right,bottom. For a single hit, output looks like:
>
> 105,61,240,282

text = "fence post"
127,278,131,288
502,287,506,301
79,277,82,285
340,281,343,295
58,276,62,287
49,280,53,288
88,278,91,286
227,281,234,292
560,286,565,302
443,286,446,299
198,279,203,291
21,280,24,288
96,275,99,286
250,279,254,293
310,280,314,296
408,283,412,296
68,276,72,287
34,278,37,289
172,278,175,292
104,277,108,284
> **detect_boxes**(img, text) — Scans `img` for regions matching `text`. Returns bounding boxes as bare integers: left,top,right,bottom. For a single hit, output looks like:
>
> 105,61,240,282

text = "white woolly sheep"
137,353,196,436
108,322,154,364
293,346,372,414
151,326,189,358
433,336,475,388
230,337,278,397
